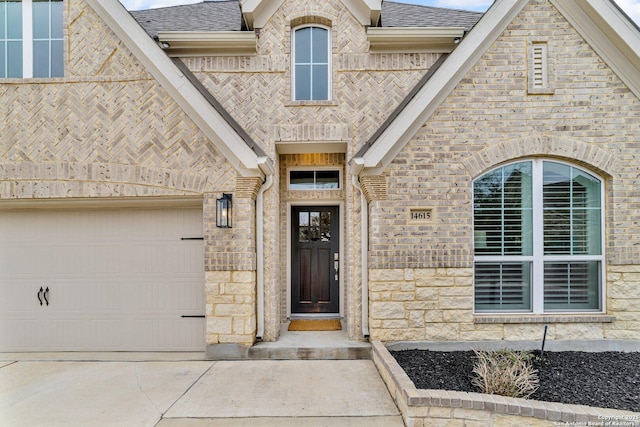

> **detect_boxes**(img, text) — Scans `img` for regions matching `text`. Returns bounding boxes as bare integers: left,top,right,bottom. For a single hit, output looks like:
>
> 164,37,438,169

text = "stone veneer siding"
367,0,640,342
206,271,257,346
369,267,638,342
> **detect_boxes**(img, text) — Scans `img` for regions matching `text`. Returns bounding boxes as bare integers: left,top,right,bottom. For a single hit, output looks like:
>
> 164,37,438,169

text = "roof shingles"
130,0,483,37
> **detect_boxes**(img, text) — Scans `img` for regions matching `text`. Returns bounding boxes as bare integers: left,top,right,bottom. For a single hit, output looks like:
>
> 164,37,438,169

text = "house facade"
1,0,639,356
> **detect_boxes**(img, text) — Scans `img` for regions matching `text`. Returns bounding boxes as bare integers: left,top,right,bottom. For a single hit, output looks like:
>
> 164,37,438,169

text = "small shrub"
471,349,539,398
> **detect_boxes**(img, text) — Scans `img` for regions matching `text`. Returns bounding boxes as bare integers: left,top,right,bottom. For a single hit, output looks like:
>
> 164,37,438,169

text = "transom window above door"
292,25,329,101
473,159,604,313
0,0,64,78
289,169,340,190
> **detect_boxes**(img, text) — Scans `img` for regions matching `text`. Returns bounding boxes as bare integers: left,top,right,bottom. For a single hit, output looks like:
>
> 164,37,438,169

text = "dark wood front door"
291,206,339,314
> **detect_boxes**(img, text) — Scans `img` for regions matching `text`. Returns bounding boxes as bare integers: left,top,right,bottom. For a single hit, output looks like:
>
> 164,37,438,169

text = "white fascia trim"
157,31,257,56
367,27,465,52
342,0,382,26
87,0,263,178
240,0,284,29
550,0,640,99
360,0,528,174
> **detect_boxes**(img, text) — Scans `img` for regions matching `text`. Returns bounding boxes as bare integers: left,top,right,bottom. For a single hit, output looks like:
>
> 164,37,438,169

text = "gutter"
256,157,275,340
350,158,369,338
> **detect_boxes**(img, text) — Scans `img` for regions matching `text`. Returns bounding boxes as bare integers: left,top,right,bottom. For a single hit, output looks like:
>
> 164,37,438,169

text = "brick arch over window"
462,136,619,180
289,15,333,28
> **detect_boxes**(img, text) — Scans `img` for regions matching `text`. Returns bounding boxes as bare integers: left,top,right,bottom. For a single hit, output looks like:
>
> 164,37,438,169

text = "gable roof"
131,0,482,37
87,0,273,178
353,0,640,175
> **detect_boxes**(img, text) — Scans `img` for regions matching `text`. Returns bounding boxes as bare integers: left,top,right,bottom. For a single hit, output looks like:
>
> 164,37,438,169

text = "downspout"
256,157,275,340
350,158,370,338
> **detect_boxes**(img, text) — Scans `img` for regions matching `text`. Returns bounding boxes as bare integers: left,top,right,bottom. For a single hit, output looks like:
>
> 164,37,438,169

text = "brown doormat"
288,319,342,331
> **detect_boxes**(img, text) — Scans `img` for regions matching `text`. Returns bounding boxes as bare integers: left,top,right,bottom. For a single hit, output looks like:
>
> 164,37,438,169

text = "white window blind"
474,160,603,313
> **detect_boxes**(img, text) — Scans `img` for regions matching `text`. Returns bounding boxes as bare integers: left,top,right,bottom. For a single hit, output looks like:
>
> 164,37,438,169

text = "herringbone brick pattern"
0,0,235,198
181,0,439,159
67,0,148,77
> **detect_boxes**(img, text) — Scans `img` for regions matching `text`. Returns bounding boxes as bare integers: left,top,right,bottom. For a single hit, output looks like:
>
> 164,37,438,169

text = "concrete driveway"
0,359,403,426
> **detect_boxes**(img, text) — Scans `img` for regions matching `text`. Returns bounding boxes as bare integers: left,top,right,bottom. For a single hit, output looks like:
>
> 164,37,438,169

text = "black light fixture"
216,193,233,228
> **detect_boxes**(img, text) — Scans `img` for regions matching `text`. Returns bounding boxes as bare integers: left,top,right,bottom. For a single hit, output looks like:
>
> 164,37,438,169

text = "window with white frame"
1,0,63,78
473,160,603,313
292,25,329,101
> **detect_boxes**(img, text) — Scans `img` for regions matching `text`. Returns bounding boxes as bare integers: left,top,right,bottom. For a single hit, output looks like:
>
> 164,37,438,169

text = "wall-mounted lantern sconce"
216,193,233,228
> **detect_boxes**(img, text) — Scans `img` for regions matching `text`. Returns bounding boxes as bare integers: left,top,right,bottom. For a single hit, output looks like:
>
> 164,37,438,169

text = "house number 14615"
410,209,432,221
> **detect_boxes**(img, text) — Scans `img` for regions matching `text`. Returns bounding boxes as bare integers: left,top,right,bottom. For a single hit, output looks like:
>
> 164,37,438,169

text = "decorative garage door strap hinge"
180,237,204,240
37,286,50,306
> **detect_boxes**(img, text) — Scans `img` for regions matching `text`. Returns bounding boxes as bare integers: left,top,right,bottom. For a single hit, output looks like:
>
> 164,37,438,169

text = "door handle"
44,287,50,306
37,287,44,306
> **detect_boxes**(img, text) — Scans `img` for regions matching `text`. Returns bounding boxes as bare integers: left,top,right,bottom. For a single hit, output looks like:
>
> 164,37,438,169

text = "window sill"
474,314,615,324
286,100,338,107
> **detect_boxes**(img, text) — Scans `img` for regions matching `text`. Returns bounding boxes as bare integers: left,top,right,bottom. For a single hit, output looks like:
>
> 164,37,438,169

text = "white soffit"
275,141,348,154
87,0,263,177
157,31,257,56
358,0,528,174
367,27,465,52
342,0,382,26
550,0,640,99
240,0,284,29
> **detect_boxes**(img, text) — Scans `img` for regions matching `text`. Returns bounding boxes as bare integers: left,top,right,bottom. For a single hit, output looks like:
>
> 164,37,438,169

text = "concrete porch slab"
207,328,372,360
249,330,371,360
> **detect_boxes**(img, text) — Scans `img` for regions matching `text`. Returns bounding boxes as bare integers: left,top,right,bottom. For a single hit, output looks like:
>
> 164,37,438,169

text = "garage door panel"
0,319,45,349
0,206,205,352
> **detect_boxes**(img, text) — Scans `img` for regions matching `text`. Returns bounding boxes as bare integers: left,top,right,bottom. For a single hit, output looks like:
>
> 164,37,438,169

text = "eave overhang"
344,0,382,27
239,0,284,30
367,27,465,53
157,31,257,56
87,0,271,178
549,0,640,99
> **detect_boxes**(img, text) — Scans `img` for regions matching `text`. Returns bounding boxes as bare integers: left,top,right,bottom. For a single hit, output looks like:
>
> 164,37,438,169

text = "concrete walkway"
0,359,403,427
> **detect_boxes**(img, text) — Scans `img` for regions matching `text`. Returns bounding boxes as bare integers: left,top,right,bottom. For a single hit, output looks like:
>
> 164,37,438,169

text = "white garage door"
0,205,205,352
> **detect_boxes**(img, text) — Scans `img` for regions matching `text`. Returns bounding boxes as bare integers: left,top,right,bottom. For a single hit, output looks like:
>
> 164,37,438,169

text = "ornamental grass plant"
471,349,540,399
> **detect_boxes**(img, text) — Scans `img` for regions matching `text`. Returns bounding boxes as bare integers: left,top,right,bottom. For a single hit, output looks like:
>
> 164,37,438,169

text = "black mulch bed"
390,349,640,413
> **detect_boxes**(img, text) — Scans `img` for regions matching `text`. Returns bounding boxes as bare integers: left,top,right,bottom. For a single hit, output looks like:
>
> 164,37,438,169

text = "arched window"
473,160,604,313
292,25,329,101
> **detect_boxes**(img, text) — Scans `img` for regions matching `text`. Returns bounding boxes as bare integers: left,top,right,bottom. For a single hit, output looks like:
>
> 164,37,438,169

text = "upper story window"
0,0,63,78
292,25,329,101
473,160,604,313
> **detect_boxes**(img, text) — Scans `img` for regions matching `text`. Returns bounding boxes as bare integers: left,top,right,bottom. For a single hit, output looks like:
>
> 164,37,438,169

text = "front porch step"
248,330,371,360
